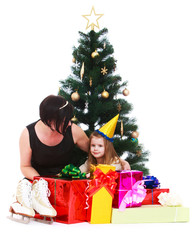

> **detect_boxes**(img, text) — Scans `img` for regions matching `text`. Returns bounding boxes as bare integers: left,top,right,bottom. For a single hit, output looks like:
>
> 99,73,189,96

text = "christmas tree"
59,7,149,174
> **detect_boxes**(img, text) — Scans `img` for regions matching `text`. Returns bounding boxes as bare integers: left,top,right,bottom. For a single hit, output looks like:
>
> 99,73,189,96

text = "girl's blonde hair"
87,131,119,169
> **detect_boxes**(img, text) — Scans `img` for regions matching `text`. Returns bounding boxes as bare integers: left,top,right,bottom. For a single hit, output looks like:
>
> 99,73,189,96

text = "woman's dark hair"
39,95,74,135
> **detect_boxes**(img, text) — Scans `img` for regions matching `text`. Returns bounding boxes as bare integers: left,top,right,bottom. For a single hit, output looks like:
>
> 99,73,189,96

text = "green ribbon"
58,164,86,179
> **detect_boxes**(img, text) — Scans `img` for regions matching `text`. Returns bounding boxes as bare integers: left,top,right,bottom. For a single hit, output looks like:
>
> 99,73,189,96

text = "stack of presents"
34,164,189,224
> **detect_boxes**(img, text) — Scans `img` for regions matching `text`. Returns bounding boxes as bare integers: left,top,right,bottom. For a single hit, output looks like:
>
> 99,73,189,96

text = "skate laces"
34,178,52,207
18,180,32,208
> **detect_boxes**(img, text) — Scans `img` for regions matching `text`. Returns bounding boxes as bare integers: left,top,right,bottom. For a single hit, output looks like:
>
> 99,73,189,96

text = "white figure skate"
32,178,57,223
8,179,35,224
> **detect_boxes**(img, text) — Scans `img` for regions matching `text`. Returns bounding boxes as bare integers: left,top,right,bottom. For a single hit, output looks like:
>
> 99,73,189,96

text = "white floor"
1,213,191,240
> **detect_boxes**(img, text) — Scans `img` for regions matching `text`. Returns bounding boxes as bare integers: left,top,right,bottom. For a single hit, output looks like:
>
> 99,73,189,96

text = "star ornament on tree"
101,66,108,75
82,6,104,31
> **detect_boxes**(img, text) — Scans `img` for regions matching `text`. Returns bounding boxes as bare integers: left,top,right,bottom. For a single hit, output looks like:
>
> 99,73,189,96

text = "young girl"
80,114,131,173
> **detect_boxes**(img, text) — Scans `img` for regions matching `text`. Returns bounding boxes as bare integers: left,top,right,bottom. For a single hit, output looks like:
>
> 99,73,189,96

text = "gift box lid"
96,164,116,174
115,170,143,190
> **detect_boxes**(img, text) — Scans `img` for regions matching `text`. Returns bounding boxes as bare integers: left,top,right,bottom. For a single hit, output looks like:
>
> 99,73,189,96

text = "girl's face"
90,136,105,163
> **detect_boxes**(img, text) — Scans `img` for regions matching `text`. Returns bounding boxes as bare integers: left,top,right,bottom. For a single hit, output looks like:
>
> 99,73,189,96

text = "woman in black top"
20,95,89,180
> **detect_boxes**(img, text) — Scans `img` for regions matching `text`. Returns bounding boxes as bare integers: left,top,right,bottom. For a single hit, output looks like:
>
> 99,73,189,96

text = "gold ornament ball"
72,57,76,63
91,50,99,58
131,131,139,138
123,88,130,96
71,91,80,101
71,115,78,122
101,90,109,99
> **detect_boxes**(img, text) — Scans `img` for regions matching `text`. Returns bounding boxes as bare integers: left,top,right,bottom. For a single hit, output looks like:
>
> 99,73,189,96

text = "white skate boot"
8,179,35,224
32,178,57,219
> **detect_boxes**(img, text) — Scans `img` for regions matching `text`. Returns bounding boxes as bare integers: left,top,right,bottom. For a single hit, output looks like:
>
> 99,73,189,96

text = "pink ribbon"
119,180,147,211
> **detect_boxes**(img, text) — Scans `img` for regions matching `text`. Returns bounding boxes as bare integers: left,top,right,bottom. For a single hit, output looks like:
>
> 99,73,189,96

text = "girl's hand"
121,159,131,170
86,173,90,178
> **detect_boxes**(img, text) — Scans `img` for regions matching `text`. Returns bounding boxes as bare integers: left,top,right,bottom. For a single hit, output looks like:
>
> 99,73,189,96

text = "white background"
0,0,191,239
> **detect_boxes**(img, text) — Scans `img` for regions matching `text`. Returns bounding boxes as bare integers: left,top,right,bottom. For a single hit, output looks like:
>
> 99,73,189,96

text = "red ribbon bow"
87,168,118,198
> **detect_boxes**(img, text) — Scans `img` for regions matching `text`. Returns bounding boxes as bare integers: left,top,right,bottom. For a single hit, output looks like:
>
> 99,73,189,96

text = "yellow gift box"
87,164,117,224
95,164,115,174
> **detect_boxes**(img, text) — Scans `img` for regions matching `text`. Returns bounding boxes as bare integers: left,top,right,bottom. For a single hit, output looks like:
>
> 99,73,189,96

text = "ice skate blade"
33,216,53,224
7,212,30,224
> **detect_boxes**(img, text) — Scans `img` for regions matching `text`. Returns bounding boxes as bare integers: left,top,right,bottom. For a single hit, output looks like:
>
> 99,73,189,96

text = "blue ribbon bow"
143,176,160,189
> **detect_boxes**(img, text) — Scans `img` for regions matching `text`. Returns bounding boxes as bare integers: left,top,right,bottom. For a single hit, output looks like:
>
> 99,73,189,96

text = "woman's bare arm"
71,124,89,153
19,128,40,180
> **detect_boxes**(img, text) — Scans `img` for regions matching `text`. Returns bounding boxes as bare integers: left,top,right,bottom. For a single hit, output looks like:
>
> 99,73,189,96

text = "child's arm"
79,160,91,178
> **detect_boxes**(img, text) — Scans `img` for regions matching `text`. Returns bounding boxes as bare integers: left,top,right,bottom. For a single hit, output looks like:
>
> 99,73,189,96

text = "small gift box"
33,176,90,224
111,205,190,223
142,188,170,205
113,170,144,208
142,175,169,205
87,165,118,224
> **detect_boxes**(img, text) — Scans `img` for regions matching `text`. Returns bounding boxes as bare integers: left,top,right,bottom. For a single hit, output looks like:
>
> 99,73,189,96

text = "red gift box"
142,188,170,205
33,176,90,224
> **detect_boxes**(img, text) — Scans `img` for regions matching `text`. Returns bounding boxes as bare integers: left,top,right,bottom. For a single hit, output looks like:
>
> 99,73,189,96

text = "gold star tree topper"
82,6,104,31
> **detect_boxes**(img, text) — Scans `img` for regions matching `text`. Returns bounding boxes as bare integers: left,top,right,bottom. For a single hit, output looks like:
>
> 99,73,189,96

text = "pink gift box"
112,170,143,208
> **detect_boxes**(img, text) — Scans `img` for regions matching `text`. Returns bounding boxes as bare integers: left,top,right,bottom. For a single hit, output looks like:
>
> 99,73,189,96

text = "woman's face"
90,136,105,163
